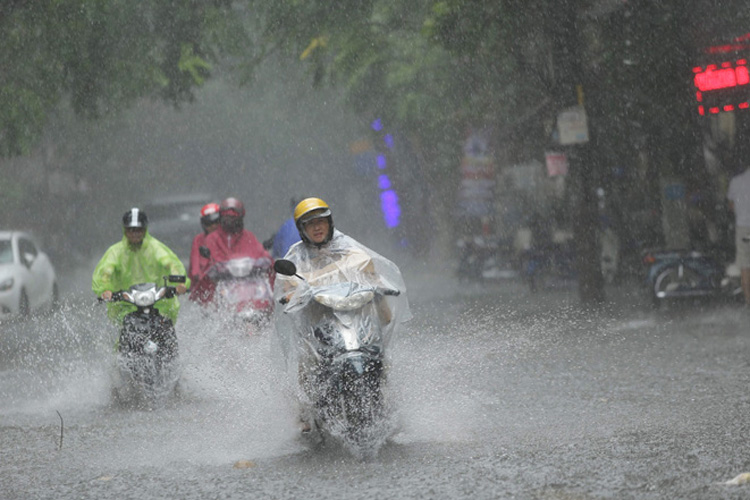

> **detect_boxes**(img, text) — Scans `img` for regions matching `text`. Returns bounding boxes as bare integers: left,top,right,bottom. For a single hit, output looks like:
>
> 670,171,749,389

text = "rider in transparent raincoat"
273,198,411,425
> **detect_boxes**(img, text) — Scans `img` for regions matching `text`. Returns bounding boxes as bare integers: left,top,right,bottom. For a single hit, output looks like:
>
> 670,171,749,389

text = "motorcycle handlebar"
98,286,182,303
97,275,186,303
97,291,123,303
277,286,399,306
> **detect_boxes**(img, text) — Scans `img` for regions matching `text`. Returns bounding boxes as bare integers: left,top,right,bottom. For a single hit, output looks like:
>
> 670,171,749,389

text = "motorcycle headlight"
314,290,374,311
132,289,156,307
238,309,259,321
0,277,13,291
227,259,254,277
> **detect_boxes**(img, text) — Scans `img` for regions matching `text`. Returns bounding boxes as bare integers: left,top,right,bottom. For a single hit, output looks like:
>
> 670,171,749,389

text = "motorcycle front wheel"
341,367,385,440
652,265,700,307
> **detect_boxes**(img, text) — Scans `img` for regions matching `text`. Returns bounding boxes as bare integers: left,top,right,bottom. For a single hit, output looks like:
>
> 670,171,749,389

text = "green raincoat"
92,229,190,324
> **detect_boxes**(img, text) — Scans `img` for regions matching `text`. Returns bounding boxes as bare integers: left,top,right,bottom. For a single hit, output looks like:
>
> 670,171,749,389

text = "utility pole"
549,0,606,305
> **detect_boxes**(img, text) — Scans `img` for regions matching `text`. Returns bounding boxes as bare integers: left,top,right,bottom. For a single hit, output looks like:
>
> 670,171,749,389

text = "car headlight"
0,277,13,291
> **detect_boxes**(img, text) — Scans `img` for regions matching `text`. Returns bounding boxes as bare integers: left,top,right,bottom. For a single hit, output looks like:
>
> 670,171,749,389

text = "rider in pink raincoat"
195,197,274,303
188,202,220,302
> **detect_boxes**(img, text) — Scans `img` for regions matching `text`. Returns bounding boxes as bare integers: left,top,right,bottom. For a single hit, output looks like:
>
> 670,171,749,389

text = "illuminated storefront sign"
693,59,750,115
694,33,750,116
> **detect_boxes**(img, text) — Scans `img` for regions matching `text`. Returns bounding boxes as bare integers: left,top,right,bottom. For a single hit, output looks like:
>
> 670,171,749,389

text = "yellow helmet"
294,197,330,224
294,197,333,245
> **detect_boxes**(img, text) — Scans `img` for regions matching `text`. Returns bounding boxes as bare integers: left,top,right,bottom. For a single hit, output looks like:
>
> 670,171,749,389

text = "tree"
252,0,608,301
0,0,247,157
7,0,750,302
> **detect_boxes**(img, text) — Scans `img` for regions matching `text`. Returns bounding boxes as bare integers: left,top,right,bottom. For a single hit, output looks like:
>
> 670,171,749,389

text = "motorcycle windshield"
216,278,273,304
314,285,375,311
208,257,272,280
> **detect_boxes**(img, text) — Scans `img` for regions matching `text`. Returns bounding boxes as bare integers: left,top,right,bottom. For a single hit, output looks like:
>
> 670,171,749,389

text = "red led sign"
694,64,749,91
693,58,750,115
704,32,750,55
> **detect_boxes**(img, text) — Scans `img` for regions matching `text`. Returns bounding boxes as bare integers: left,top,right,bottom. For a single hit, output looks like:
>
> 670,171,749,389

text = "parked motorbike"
521,241,577,292
102,275,186,407
521,227,620,291
642,248,740,307
273,258,400,456
456,234,516,281
199,246,274,332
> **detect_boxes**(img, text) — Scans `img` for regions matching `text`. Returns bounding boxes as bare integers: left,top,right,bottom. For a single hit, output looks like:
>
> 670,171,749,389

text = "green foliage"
0,0,241,157
179,44,213,86
252,0,519,175
0,173,27,224
0,87,47,157
7,0,750,182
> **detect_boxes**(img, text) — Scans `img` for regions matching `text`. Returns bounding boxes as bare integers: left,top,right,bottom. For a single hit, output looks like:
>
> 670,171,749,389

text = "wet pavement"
3,267,750,499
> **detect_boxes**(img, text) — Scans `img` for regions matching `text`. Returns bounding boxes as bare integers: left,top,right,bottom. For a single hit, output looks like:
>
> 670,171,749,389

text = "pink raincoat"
193,227,274,303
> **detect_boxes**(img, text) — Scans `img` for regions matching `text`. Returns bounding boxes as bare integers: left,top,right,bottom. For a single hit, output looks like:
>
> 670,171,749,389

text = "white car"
0,231,58,317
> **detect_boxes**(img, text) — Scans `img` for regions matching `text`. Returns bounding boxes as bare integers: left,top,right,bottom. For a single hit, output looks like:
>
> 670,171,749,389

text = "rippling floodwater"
3,276,750,499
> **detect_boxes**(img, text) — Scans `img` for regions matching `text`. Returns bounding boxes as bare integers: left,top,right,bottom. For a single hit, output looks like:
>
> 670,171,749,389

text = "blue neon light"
377,154,387,169
371,117,402,229
378,174,391,189
380,190,401,228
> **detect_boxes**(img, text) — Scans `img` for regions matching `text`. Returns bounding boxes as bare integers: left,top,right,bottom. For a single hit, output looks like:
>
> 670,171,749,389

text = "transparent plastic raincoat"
92,230,189,324
274,229,411,365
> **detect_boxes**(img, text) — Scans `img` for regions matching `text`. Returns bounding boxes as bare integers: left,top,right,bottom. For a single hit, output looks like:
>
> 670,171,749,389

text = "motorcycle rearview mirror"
274,259,305,280
199,246,211,259
168,275,187,283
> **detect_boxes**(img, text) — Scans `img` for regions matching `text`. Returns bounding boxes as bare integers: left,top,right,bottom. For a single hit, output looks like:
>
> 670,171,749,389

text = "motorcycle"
521,240,577,292
198,246,274,332
102,275,186,407
521,228,620,291
273,258,400,456
642,248,739,307
456,234,516,281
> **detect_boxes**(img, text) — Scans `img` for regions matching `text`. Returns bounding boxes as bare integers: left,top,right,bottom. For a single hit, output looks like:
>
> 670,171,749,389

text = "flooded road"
2,272,750,499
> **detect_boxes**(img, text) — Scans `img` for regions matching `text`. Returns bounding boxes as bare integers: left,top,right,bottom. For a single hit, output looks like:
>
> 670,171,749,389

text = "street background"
3,267,750,499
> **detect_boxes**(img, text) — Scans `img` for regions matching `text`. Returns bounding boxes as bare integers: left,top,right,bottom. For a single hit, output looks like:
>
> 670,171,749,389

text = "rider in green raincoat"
92,208,190,324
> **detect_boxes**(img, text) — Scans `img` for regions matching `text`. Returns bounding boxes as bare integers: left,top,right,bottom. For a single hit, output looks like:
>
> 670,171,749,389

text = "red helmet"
200,203,220,224
219,197,245,217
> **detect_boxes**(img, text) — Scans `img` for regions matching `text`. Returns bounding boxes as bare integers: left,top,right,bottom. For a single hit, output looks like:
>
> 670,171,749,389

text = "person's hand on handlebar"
175,284,187,295
101,290,113,301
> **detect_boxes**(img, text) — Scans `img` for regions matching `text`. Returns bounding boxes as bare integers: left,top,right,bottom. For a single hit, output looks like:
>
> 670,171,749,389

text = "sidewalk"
401,258,660,318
